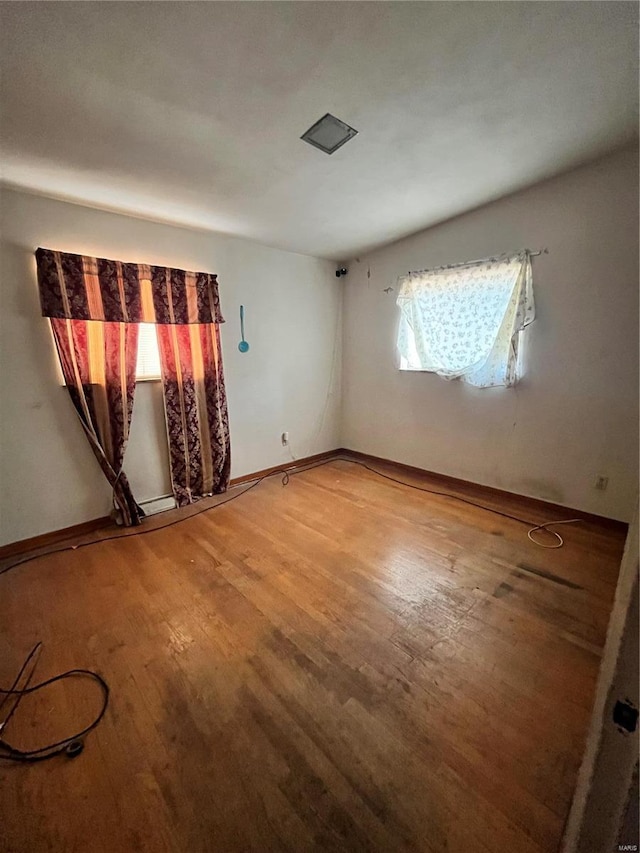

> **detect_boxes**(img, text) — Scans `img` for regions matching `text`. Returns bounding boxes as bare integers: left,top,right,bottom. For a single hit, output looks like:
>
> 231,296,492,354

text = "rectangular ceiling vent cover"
300,113,358,155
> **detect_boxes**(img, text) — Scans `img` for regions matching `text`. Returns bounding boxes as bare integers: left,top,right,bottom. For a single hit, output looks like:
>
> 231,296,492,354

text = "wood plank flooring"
0,460,626,852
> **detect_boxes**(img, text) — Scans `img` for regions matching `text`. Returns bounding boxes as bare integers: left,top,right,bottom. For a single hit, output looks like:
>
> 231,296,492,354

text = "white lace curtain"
396,252,535,388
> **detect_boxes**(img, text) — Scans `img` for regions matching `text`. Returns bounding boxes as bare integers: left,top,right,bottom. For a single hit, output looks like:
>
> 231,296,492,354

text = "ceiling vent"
300,113,358,155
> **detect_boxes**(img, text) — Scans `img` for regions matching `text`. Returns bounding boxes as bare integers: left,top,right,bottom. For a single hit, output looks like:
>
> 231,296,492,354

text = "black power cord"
0,470,289,577
0,642,109,763
341,458,580,547
0,456,577,581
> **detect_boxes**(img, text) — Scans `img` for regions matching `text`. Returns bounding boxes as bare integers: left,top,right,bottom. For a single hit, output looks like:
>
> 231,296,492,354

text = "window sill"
398,367,434,373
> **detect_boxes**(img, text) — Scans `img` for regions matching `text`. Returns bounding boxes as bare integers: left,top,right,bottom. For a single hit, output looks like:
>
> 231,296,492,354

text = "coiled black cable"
0,642,109,763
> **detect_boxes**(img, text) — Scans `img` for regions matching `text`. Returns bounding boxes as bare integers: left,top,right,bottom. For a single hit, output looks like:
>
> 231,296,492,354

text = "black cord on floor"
0,470,288,577
0,456,578,579
0,641,42,739
0,642,109,763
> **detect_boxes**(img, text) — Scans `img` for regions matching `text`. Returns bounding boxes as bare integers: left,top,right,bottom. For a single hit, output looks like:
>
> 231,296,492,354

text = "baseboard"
336,448,629,533
0,515,112,561
229,449,340,487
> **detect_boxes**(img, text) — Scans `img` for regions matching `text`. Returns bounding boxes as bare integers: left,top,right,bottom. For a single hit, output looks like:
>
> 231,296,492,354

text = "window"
135,323,161,381
396,252,534,388
52,321,162,384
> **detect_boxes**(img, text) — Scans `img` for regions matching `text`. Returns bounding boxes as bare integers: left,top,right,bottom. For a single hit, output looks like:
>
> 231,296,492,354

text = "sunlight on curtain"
396,252,534,388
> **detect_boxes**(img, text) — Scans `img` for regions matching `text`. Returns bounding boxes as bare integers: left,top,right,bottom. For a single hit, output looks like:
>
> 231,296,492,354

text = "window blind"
135,323,161,380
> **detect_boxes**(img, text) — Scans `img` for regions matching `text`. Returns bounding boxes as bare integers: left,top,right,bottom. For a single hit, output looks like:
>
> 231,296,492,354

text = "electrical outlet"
281,432,289,446
594,475,609,491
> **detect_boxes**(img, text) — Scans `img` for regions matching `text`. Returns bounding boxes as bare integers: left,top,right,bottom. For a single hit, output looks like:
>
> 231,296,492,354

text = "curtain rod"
406,247,548,276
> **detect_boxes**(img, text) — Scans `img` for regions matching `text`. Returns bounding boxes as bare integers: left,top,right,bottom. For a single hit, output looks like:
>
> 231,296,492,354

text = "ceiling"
1,2,637,260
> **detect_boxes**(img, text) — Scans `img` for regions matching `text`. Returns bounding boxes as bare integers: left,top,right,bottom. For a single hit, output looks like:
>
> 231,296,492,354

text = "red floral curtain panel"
50,318,144,526
36,248,230,522
156,324,230,506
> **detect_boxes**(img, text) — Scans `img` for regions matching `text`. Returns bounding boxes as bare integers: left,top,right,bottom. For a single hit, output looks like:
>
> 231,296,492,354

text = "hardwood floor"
0,460,626,852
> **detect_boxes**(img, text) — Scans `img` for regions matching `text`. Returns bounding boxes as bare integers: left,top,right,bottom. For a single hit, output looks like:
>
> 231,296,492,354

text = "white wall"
0,188,341,546
341,147,639,521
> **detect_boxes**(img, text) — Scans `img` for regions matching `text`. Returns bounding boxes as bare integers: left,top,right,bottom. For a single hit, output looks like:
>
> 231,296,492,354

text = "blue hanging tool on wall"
238,305,250,353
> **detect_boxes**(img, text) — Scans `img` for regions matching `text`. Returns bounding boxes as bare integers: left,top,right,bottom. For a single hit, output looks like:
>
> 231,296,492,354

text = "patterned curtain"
396,252,535,388
50,319,144,526
36,248,229,518
156,323,230,506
